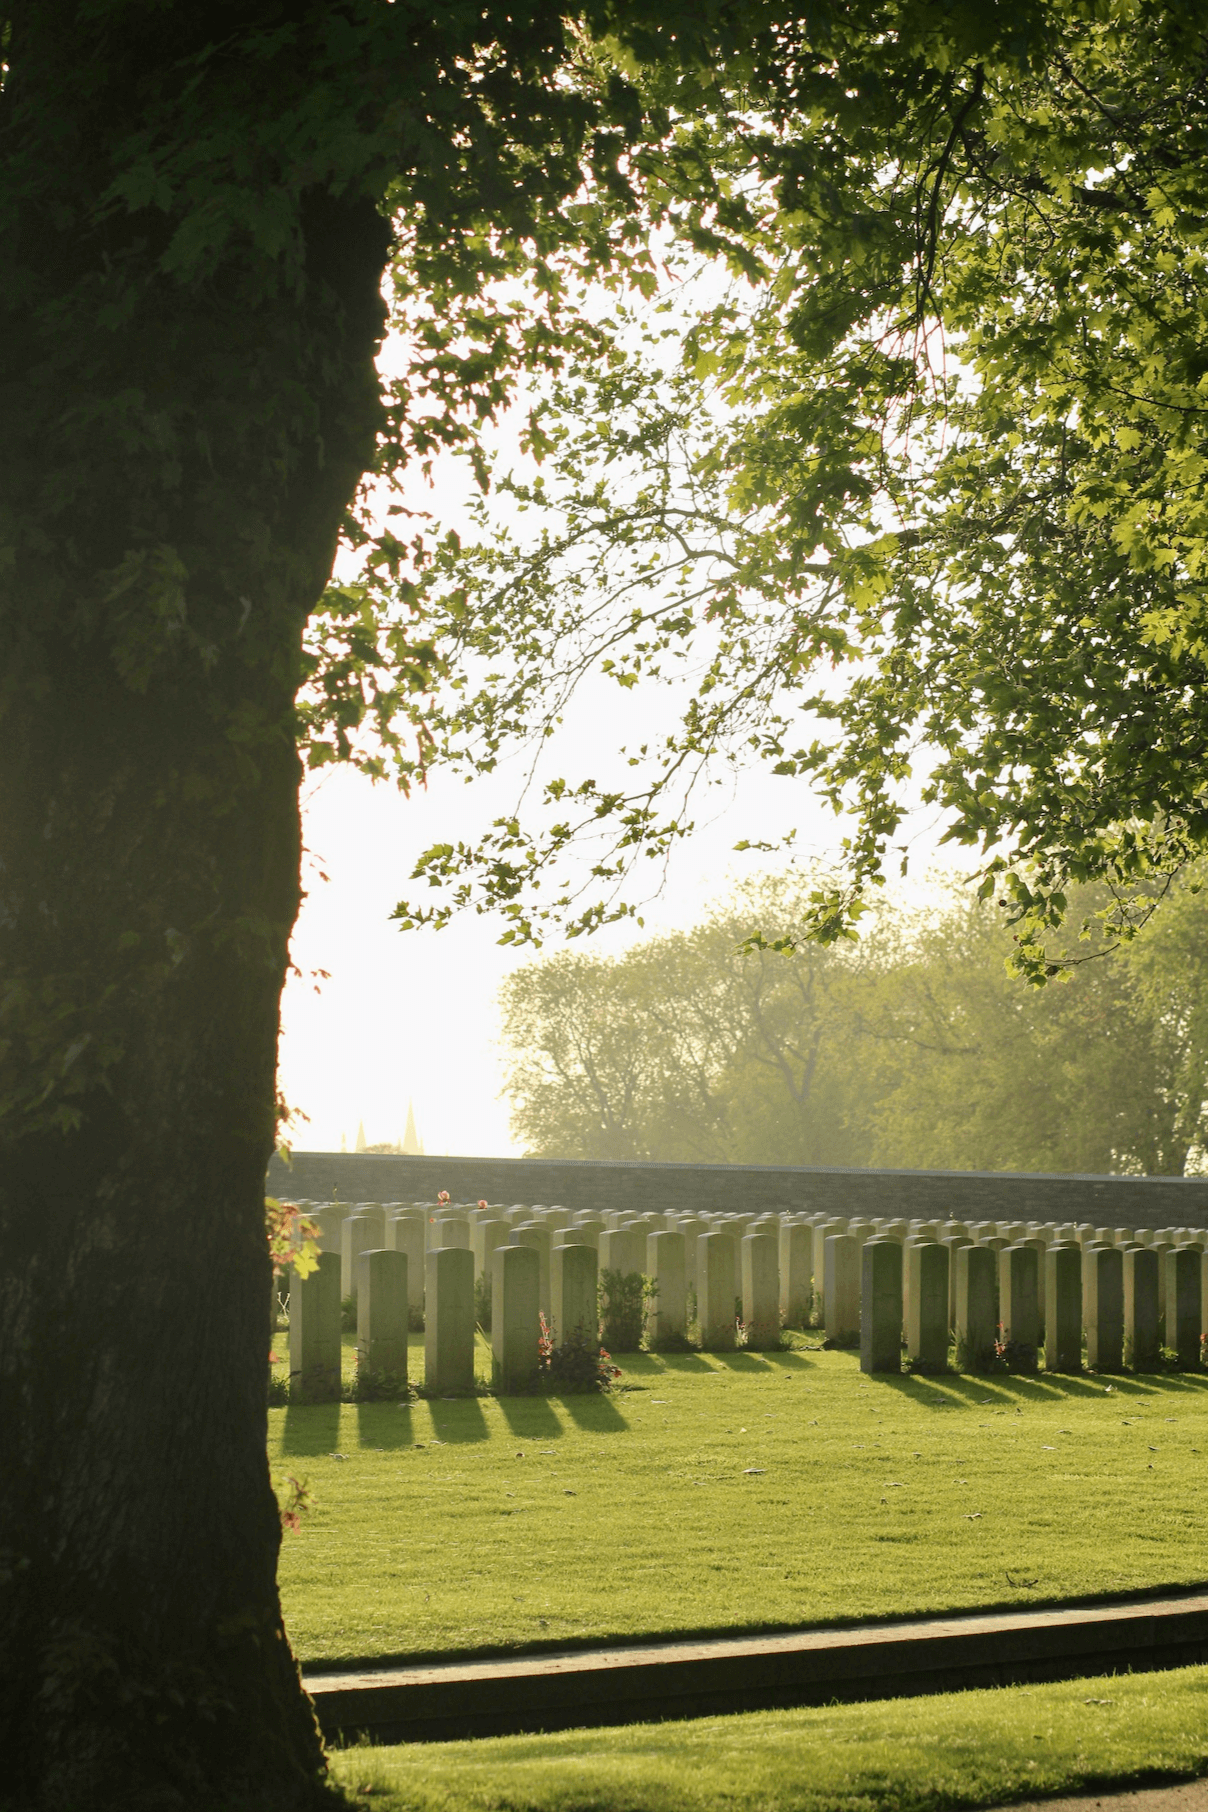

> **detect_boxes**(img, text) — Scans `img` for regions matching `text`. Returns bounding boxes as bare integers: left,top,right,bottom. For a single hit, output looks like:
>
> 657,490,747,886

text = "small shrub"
341,1294,357,1333
288,1367,344,1404
352,1361,409,1401
996,1325,1038,1373
534,1314,622,1393
645,1277,696,1352
1154,1343,1203,1373
648,1328,696,1353
954,1334,1002,1373
267,1373,290,1407
273,1473,312,1534
598,1267,651,1351
474,1272,492,1334
266,1199,322,1286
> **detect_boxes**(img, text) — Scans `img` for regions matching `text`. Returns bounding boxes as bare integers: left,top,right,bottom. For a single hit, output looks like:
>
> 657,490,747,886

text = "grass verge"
272,1345,1208,1666
328,1665,1208,1811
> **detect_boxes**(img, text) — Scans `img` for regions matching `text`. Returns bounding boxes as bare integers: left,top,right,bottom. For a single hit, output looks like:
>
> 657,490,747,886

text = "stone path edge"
304,1589,1208,1746
981,1776,1208,1812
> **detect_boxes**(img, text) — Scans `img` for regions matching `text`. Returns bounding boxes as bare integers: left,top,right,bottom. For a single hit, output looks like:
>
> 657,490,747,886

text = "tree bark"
0,9,391,1805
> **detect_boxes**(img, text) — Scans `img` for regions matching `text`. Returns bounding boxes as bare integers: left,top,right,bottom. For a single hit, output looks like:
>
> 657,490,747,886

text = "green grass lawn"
271,1340,1208,1668
329,1666,1208,1811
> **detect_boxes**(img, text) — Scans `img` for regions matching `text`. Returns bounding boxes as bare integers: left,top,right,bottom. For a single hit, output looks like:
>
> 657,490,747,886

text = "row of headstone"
282,1198,1208,1375
857,1234,1204,1374
284,1216,797,1397
286,1198,814,1329
287,1232,611,1400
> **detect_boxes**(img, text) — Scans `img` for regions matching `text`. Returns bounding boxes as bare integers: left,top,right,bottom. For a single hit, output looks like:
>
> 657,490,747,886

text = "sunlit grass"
329,1665,1208,1811
271,1344,1208,1667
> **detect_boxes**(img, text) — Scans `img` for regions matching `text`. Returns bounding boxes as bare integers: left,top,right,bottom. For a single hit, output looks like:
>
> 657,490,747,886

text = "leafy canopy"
381,1,1208,971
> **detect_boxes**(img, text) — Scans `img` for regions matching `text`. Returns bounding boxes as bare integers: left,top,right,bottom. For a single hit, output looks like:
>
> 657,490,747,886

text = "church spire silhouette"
402,1100,424,1155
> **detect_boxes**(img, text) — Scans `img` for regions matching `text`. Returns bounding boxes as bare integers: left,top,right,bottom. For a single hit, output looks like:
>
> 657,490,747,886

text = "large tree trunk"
0,10,390,1806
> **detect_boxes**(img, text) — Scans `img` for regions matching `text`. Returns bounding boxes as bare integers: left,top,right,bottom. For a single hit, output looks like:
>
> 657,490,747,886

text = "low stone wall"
267,1151,1208,1231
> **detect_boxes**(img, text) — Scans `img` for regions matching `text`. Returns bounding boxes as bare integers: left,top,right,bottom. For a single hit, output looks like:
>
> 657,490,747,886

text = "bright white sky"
278,711,966,1159
277,275,972,1160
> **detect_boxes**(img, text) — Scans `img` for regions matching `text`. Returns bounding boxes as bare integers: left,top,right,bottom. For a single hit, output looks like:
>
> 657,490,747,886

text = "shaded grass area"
272,1345,1208,1667
329,1666,1208,1811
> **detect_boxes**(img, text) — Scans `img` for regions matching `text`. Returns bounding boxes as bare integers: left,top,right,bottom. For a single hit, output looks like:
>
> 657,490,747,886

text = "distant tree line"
499,872,1208,1177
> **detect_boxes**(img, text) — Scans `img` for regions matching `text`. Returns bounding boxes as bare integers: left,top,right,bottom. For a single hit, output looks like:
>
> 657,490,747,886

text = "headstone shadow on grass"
872,1369,1202,1408
914,1376,1015,1407
354,1402,414,1449
1093,1373,1169,1396
427,1395,491,1442
281,1402,340,1455
1031,1373,1115,1400
1129,1372,1208,1395
925,1373,1108,1405
554,1392,629,1432
871,1375,955,1409
873,1373,1068,1409
496,1395,564,1438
